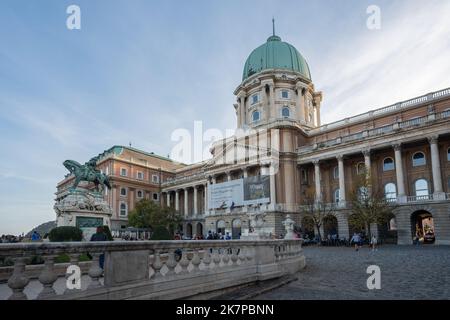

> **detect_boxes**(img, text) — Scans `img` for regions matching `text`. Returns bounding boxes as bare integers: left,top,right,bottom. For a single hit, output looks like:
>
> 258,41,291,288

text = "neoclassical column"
296,82,305,123
184,188,189,218
204,183,208,214
175,190,180,211
313,160,321,201
166,192,170,208
315,105,321,126
242,167,248,178
269,164,276,208
269,83,275,119
239,93,246,128
429,136,443,195
193,186,198,216
393,144,406,201
363,149,371,176
337,155,346,204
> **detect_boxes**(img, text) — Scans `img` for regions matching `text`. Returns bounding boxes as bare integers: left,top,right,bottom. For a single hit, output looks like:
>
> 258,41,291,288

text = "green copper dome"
242,35,311,81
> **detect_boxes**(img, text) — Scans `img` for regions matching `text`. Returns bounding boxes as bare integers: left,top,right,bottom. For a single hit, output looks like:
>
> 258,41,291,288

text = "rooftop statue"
63,157,111,192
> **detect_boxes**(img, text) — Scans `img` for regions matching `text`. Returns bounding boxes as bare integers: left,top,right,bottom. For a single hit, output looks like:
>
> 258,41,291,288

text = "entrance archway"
196,222,203,238
216,220,226,236
411,210,435,244
232,219,241,239
186,223,193,239
323,215,338,238
301,216,315,240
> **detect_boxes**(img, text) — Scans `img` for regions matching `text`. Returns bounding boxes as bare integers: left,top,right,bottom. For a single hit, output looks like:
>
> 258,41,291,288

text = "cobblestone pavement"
254,245,450,300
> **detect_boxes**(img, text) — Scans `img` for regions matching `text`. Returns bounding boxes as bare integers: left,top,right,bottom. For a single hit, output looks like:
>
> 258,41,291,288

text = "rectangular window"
137,190,143,198
120,188,127,196
153,193,159,201
251,94,259,105
281,90,289,99
152,175,159,183
120,168,127,177
137,171,144,180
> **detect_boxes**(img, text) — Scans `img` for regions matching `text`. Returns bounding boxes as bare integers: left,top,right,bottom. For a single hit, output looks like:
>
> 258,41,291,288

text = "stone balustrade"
0,239,305,300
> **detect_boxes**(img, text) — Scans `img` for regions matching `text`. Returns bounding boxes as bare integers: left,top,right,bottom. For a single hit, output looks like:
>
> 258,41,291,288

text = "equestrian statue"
63,157,111,192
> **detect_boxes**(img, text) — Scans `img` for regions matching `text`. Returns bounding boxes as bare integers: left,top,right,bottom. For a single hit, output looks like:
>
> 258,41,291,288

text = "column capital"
312,159,320,165
336,154,344,161
362,149,371,157
392,143,402,151
428,135,439,144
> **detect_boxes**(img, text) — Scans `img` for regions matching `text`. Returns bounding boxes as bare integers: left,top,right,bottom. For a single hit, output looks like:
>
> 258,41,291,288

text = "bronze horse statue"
63,159,111,192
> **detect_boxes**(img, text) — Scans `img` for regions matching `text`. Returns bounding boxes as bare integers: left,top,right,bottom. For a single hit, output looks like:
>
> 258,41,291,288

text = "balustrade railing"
0,239,304,300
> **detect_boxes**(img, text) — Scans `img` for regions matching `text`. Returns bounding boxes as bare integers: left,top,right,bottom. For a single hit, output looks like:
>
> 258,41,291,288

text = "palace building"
56,30,450,245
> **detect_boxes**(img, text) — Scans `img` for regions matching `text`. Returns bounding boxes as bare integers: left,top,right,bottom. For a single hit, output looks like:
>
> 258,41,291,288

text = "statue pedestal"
54,188,112,241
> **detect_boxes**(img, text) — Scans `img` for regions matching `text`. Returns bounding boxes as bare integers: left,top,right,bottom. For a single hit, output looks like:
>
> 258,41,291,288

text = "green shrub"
49,226,83,242
150,226,171,240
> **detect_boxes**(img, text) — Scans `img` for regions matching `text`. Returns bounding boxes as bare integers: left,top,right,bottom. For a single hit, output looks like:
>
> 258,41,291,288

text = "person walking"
370,235,378,251
350,233,361,251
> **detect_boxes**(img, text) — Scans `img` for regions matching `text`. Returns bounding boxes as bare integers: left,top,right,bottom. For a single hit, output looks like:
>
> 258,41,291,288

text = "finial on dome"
272,17,275,36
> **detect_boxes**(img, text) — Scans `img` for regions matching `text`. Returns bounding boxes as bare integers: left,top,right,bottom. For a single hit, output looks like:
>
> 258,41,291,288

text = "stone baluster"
152,250,163,279
212,248,221,268
274,246,280,261
165,251,177,277
202,249,212,271
245,246,253,263
88,253,103,289
191,249,201,272
238,247,246,265
178,250,190,274
222,248,230,266
7,257,30,300
230,248,239,266
37,255,58,299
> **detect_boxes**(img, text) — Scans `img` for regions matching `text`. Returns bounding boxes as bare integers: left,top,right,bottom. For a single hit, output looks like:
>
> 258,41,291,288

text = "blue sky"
1,0,450,235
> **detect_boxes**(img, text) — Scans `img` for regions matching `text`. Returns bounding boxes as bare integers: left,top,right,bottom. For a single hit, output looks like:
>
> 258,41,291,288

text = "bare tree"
349,171,397,238
300,187,335,243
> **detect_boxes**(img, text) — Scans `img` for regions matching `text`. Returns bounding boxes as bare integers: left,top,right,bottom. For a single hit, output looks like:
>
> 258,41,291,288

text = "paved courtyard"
255,245,450,300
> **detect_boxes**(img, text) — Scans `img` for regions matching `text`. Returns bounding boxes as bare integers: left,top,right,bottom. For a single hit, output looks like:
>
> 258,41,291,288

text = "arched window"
282,107,290,118
412,152,426,167
333,167,339,179
120,187,127,196
119,202,128,216
334,189,340,203
383,157,395,171
137,190,143,198
252,110,260,122
384,183,397,200
415,179,429,197
356,162,366,175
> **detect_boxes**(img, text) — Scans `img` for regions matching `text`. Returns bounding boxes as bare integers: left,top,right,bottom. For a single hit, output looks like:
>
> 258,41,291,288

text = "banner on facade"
208,175,270,209
243,175,270,205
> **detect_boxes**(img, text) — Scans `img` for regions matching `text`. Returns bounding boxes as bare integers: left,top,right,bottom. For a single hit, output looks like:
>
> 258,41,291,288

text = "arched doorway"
232,219,241,239
196,222,203,238
186,223,193,239
323,215,338,238
216,220,226,236
301,216,315,240
411,210,435,244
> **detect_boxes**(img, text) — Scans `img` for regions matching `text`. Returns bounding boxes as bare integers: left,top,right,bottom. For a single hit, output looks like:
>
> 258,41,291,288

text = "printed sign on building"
208,175,271,209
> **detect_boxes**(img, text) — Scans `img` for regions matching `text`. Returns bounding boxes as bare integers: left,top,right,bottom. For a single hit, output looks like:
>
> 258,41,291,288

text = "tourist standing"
90,226,108,269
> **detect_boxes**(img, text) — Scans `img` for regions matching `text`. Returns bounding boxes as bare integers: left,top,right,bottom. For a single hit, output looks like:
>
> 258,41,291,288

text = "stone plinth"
54,188,112,241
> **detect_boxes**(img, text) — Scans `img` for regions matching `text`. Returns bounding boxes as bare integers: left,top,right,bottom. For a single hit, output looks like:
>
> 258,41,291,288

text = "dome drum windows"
251,94,259,105
252,110,261,122
281,90,289,99
281,106,290,118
